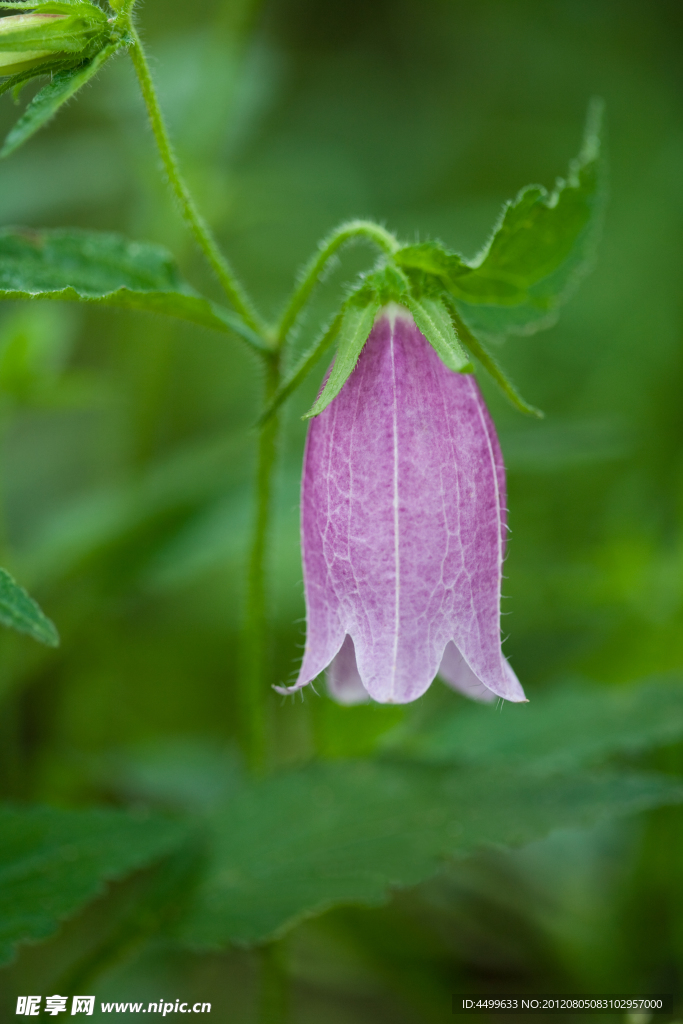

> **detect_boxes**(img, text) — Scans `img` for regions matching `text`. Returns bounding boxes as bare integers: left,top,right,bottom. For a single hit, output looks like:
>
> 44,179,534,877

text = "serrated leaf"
2,43,119,157
452,100,604,339
178,759,682,948
406,295,472,373
304,296,380,418
0,566,58,645
0,228,265,350
0,804,190,965
393,676,683,775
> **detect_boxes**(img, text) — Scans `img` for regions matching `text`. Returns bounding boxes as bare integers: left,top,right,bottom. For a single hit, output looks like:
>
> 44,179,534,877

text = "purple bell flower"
276,304,526,705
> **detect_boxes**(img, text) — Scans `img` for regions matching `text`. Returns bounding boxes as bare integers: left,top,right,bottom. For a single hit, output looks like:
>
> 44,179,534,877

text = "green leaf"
0,804,190,965
444,296,543,416
178,759,682,948
304,296,380,419
0,227,265,350
453,100,604,339
2,43,119,157
406,295,472,373
0,566,58,645
258,313,342,426
391,675,683,774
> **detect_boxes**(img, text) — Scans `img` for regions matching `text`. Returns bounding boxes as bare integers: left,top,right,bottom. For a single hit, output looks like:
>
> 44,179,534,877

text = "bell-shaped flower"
276,303,526,705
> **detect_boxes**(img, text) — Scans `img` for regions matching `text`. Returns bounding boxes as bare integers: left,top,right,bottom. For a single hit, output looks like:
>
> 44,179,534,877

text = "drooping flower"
276,303,526,705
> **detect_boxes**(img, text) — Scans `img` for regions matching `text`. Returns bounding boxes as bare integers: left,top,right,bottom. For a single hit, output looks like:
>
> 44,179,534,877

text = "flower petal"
282,303,525,705
438,640,496,703
326,634,370,705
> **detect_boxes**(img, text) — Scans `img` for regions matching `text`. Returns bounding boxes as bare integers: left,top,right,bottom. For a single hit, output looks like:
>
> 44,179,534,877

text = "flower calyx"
0,1,133,157
0,2,111,79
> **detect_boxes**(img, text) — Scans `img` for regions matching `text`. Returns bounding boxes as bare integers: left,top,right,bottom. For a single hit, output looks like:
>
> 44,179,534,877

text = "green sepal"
0,4,107,55
444,296,543,417
0,0,100,6
258,313,343,426
2,41,120,156
0,55,78,97
0,566,59,646
0,227,266,351
365,262,410,305
394,240,468,288
406,294,472,373
304,295,381,419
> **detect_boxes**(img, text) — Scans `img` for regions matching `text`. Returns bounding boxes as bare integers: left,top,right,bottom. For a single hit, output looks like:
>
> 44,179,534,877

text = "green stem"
276,219,399,346
240,353,281,773
258,941,290,1024
126,23,265,338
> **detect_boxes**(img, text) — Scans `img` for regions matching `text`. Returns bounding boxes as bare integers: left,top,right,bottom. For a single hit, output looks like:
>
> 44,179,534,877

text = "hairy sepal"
304,296,381,419
0,4,107,54
406,295,472,373
259,313,343,426
443,296,543,418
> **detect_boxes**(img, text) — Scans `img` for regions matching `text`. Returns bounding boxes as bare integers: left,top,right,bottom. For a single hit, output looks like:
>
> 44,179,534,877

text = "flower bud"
0,13,65,76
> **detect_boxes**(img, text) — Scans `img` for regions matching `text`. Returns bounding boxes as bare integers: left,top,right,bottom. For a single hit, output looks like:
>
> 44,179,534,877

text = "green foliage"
0,566,58,645
469,101,602,294
0,228,264,348
395,100,603,344
0,804,190,964
304,296,380,418
179,759,681,948
393,676,683,774
453,101,604,341
0,0,677,1013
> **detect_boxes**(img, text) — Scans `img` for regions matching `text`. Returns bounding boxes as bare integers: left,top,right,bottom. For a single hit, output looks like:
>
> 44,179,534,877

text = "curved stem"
276,219,399,346
240,353,281,773
126,23,265,339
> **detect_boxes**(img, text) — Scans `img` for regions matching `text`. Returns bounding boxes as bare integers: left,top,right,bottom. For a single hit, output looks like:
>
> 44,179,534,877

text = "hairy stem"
276,219,399,346
241,354,281,773
126,23,264,337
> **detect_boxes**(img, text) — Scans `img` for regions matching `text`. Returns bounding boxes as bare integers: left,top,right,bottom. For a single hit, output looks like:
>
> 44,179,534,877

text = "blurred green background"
0,0,682,1019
